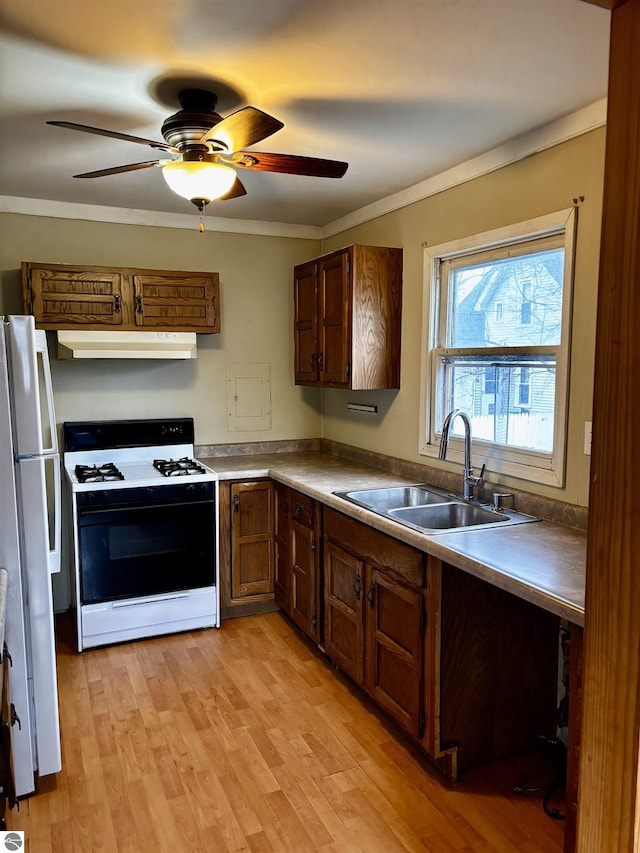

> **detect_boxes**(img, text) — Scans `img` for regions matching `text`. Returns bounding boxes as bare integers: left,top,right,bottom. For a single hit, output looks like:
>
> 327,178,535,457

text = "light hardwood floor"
10,612,565,852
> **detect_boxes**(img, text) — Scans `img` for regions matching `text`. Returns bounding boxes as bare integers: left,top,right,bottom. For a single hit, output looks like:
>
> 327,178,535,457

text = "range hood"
57,330,198,360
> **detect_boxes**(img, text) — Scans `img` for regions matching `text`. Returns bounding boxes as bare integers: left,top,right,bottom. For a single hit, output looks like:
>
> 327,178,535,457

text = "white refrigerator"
0,315,61,797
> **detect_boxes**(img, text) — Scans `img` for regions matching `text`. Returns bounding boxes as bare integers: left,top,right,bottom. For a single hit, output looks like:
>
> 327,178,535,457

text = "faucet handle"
467,463,486,486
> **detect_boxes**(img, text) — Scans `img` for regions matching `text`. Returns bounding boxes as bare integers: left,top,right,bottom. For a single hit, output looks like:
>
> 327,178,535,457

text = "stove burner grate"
75,463,125,483
153,457,206,477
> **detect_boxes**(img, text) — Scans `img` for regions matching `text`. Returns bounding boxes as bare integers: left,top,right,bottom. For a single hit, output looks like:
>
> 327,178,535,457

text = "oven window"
78,500,216,604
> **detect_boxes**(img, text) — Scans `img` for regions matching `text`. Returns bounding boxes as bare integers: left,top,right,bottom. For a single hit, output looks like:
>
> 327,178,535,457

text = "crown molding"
0,195,322,240
321,98,608,238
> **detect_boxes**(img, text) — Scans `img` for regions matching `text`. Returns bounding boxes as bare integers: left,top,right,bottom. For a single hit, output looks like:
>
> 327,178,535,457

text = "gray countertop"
203,450,586,626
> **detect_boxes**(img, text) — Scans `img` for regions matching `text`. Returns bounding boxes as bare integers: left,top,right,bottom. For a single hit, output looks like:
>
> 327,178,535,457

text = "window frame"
419,208,576,488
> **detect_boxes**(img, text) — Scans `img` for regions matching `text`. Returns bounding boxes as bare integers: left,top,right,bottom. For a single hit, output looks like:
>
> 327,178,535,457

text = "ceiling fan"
47,88,349,219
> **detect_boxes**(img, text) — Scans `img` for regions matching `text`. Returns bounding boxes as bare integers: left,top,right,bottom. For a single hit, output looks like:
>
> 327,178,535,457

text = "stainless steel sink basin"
336,485,449,511
389,502,508,532
333,484,539,534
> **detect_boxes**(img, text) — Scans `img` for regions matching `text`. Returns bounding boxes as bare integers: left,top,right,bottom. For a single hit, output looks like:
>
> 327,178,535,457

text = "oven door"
77,484,216,604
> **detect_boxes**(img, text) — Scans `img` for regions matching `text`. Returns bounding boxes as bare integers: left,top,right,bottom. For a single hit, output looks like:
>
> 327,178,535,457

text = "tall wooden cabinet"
294,245,402,389
22,262,220,332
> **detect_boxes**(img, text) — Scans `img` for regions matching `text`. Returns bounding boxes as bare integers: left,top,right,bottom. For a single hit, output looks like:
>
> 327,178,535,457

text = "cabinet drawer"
290,489,315,528
325,508,424,588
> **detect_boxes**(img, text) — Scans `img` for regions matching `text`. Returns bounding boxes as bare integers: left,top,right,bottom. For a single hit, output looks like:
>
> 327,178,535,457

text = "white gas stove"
63,418,220,651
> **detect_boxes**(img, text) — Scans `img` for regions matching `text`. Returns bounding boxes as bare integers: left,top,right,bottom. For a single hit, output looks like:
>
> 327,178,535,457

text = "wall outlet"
584,421,592,456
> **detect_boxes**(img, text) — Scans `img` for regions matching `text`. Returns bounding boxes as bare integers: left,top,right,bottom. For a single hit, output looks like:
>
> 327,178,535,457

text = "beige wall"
0,214,322,444
321,128,605,507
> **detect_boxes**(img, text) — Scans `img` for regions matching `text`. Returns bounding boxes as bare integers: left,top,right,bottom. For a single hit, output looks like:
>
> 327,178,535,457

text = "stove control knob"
146,488,155,499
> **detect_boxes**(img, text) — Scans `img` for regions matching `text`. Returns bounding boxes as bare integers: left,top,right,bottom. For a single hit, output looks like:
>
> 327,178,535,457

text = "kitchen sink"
333,484,539,534
389,502,508,532
336,485,450,511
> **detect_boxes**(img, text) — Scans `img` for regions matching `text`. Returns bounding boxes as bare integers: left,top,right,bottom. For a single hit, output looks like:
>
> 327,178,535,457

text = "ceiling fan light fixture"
162,159,236,204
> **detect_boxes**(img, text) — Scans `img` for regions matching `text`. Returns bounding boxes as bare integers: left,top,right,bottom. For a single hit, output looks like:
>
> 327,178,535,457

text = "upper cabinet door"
293,261,319,384
292,245,402,390
133,272,219,331
23,263,221,333
25,266,124,328
318,249,351,387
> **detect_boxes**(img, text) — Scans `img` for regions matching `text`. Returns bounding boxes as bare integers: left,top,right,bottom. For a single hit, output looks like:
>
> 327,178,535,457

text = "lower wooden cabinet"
230,481,274,598
219,480,277,619
367,568,424,739
323,509,426,739
274,484,321,643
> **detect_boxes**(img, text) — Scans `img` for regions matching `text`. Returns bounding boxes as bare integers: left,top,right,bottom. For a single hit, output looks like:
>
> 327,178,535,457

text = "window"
420,209,576,486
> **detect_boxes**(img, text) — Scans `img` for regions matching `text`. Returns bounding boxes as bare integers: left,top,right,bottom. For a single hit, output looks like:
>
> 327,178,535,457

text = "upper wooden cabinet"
22,262,220,333
293,245,402,389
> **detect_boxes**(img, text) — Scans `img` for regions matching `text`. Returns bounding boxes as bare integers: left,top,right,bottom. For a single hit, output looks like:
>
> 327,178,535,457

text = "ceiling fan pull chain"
198,203,205,233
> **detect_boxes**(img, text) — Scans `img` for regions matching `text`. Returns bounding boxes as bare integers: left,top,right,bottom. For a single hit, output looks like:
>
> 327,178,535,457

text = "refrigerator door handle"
35,329,58,456
49,456,61,574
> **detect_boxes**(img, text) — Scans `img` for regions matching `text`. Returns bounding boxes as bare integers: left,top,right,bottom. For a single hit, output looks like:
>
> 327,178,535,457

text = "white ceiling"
0,0,610,230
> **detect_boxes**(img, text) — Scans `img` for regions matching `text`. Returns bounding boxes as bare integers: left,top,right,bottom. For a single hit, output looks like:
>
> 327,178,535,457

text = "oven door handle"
78,497,215,518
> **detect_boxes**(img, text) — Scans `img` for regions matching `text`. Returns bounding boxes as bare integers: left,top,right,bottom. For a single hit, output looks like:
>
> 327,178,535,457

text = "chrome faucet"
438,409,486,501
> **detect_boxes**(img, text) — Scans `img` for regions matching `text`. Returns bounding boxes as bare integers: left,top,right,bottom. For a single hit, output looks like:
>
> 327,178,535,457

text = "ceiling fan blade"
73,161,162,179
200,107,284,152
47,121,176,152
231,151,348,178
219,177,247,201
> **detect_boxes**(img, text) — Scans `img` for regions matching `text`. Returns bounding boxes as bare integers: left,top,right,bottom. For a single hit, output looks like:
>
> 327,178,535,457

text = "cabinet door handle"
295,503,303,515
367,582,375,609
136,295,143,314
309,353,316,371
283,499,289,515
317,352,324,372
353,573,362,600
233,494,240,512
114,293,121,313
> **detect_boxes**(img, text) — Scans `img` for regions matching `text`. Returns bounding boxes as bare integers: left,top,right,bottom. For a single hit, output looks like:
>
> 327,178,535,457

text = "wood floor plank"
9,612,565,852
